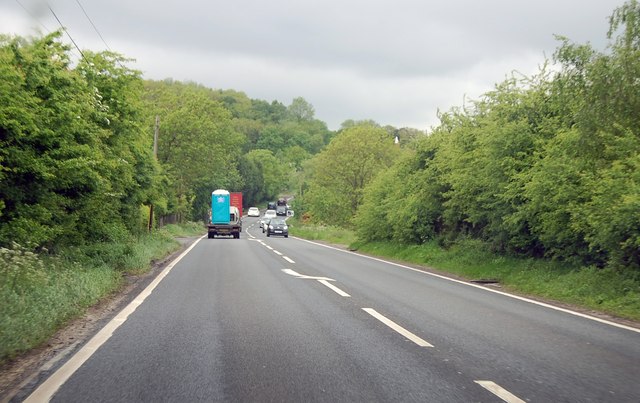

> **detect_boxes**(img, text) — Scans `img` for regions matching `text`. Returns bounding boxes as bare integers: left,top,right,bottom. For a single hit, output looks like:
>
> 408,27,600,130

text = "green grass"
0,222,204,364
293,223,640,322
289,220,358,246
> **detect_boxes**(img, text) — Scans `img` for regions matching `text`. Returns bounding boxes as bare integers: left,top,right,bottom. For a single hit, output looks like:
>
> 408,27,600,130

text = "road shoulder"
0,236,201,402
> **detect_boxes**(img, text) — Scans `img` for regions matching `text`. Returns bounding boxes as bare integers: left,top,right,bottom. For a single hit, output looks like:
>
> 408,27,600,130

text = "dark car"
276,205,287,216
266,218,289,237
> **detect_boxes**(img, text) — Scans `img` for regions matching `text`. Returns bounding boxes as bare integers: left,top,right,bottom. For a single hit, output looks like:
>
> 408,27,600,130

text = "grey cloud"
0,0,627,129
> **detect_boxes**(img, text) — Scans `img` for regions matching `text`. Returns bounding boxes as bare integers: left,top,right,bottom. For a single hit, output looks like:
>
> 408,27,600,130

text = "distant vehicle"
266,218,288,238
247,207,260,217
207,189,242,239
276,204,287,216
277,198,287,206
267,201,277,210
261,210,277,230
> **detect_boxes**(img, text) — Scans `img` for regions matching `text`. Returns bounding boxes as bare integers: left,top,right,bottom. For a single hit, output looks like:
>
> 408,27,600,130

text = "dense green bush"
0,32,160,250
353,1,640,272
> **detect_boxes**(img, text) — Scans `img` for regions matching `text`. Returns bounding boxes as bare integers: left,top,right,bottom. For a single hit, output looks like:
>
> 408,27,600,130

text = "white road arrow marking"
282,268,334,281
281,269,350,297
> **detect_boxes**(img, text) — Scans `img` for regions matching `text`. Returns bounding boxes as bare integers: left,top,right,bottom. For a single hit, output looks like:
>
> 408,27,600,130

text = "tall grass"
0,223,204,363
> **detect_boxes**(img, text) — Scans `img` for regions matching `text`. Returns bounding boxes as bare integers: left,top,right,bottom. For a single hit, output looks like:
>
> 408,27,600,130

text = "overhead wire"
13,0,51,33
47,4,88,63
75,0,112,53
74,0,127,69
14,0,128,69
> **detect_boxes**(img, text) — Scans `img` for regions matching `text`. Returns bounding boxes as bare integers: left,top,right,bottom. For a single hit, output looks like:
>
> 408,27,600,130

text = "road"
24,216,640,402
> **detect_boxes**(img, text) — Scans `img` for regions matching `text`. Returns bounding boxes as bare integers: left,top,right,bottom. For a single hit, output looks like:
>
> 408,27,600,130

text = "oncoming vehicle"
266,218,288,238
247,207,260,217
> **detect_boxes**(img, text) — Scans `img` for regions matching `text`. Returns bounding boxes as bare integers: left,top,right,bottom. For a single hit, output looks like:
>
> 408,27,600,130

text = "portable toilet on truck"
211,189,230,224
208,189,242,238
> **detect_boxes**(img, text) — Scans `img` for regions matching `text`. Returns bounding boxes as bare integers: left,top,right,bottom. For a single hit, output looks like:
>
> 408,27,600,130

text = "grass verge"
289,220,358,246
292,221,640,322
0,222,204,364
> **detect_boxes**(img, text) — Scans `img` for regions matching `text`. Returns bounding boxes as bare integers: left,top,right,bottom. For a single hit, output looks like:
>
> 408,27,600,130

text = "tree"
143,82,244,221
351,1,640,272
244,149,288,201
0,32,157,247
287,97,315,122
303,124,400,225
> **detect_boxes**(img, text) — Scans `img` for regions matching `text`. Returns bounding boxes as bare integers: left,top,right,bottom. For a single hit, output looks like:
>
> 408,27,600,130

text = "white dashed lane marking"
475,381,526,403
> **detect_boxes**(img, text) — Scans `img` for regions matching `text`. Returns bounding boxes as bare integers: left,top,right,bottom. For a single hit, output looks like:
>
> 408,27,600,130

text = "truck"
230,192,243,217
207,189,242,239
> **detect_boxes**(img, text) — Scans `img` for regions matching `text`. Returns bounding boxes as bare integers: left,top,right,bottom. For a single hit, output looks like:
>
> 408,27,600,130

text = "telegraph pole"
149,116,159,232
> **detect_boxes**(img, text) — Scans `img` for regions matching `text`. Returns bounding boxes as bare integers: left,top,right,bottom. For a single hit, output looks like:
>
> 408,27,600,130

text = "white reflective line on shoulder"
25,236,205,402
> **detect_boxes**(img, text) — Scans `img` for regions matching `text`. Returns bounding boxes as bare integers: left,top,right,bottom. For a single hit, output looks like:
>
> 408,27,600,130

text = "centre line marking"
362,308,433,347
475,381,526,403
283,256,295,264
273,250,283,256
318,279,351,297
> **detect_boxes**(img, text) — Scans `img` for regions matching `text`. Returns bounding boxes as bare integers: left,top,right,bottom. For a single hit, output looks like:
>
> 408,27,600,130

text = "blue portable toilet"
211,189,231,224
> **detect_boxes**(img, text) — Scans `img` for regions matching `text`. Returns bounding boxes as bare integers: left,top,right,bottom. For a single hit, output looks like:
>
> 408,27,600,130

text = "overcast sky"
1,0,627,130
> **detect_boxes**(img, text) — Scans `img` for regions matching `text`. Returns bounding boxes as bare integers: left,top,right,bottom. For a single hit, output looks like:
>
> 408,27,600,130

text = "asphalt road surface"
24,216,640,402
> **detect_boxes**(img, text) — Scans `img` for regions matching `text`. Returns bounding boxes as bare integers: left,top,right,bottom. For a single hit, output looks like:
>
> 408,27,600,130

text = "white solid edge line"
25,235,206,403
475,381,526,403
296,238,640,334
318,279,351,297
363,308,433,347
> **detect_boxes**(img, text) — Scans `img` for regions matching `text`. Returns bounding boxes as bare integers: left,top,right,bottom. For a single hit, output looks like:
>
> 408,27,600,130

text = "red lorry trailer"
230,192,243,217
